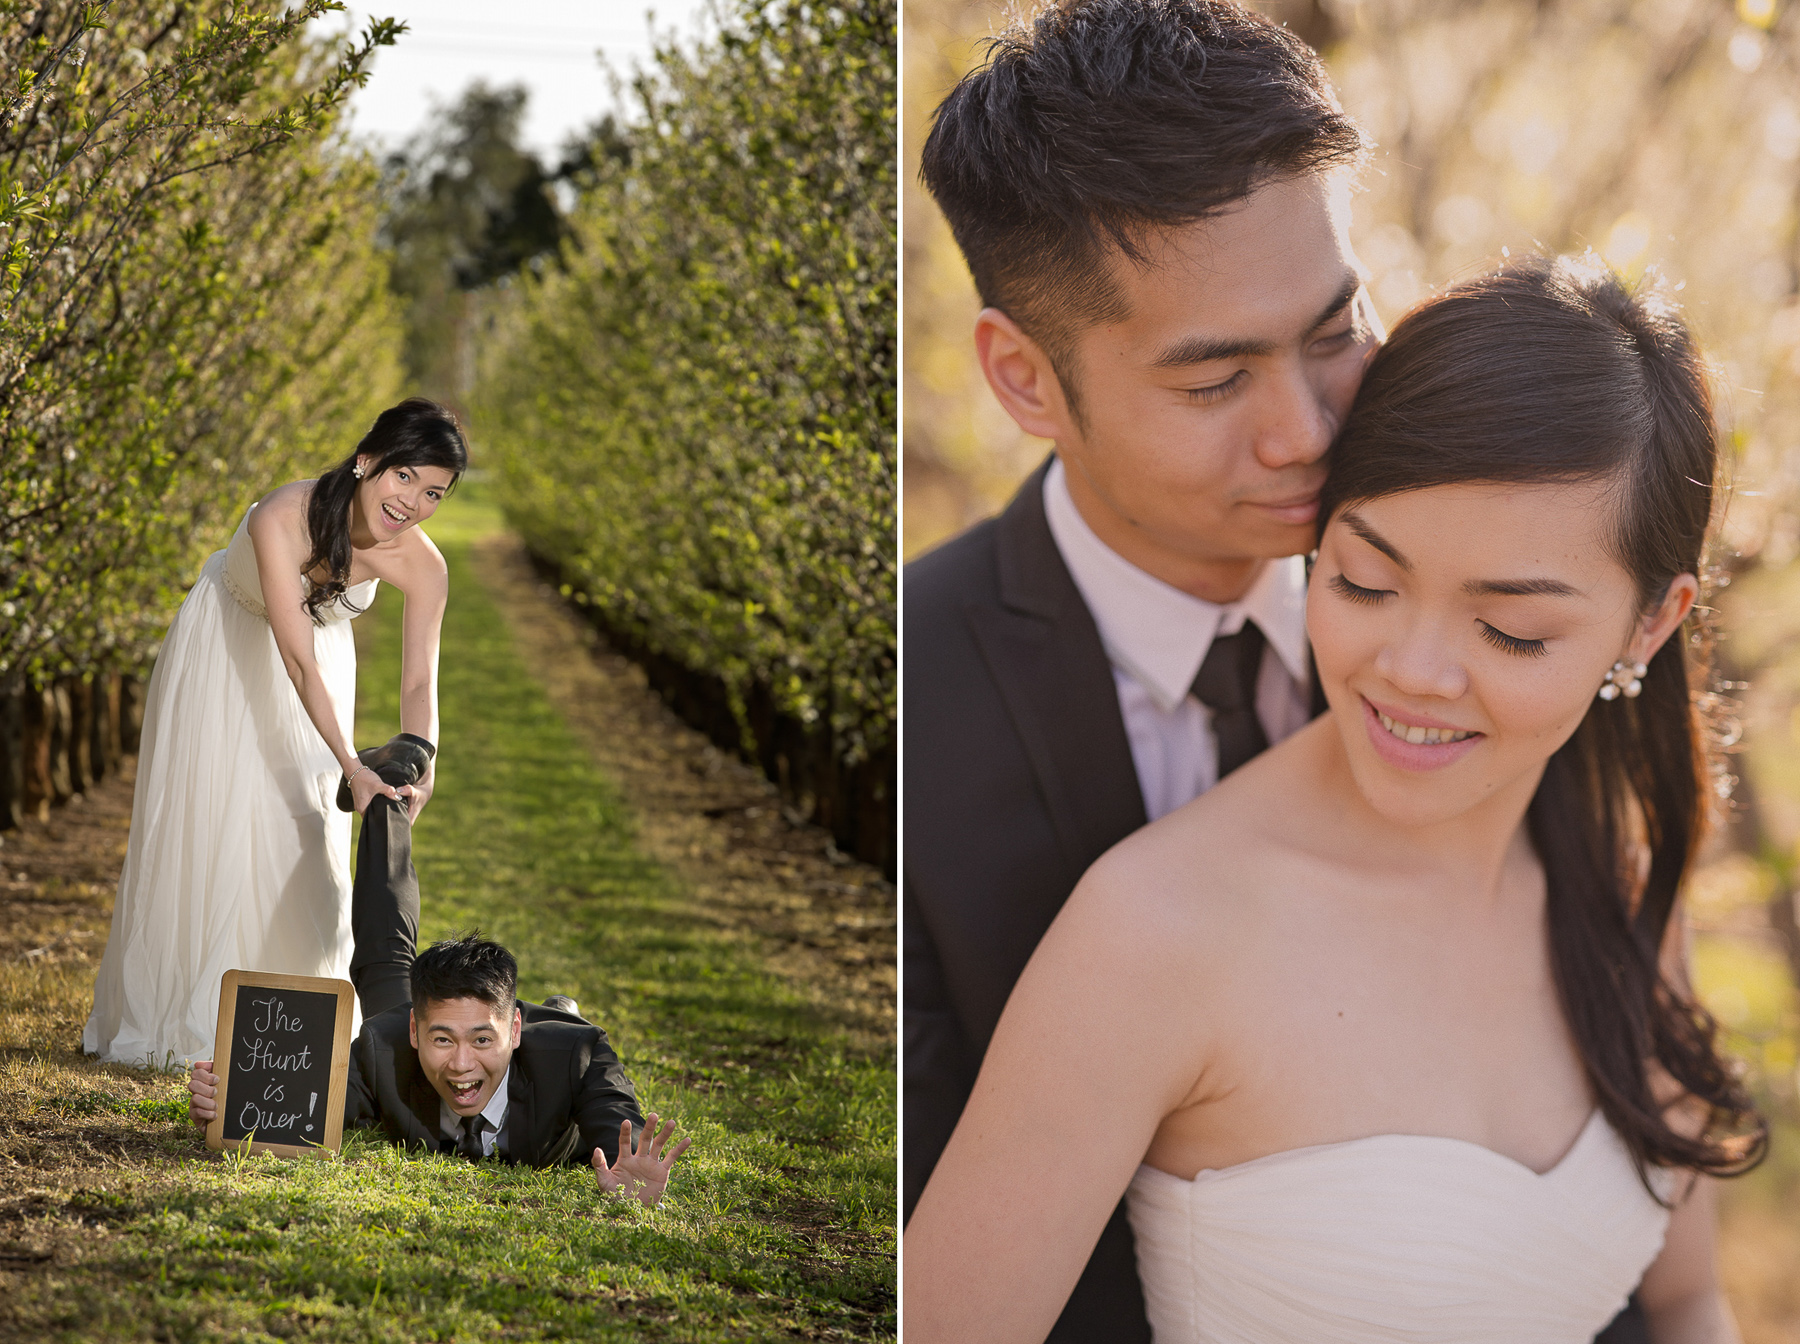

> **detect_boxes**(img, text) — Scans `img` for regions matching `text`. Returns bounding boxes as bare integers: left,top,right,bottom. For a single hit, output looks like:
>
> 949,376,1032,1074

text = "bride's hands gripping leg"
349,767,404,816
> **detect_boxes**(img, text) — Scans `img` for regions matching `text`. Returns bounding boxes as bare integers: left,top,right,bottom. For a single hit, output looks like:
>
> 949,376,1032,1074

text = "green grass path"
27,490,894,1342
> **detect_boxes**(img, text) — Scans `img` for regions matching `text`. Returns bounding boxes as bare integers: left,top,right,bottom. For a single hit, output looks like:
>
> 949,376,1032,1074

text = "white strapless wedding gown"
83,505,377,1066
1126,1109,1674,1343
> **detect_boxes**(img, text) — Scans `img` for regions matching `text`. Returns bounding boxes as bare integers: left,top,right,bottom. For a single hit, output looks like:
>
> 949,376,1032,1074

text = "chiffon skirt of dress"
82,546,364,1066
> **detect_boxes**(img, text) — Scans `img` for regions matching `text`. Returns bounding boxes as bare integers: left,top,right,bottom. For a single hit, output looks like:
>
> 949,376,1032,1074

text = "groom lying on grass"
188,740,689,1207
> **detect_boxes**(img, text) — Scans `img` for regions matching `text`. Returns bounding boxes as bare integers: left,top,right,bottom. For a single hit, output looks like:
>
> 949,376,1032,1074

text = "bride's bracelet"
345,763,371,789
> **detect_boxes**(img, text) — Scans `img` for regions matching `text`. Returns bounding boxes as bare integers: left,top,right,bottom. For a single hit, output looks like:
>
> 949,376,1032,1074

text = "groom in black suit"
905,2,1646,1341
191,780,687,1205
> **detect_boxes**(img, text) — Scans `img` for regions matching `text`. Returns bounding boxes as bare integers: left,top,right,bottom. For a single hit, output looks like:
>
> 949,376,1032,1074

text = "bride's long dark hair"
1319,255,1765,1182
302,398,470,623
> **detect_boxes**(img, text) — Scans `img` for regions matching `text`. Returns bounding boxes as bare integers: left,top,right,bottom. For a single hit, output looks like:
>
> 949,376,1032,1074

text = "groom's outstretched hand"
592,1112,691,1208
187,1060,218,1127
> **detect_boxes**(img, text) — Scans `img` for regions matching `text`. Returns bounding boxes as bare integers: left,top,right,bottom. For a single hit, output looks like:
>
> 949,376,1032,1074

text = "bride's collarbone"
306,539,420,590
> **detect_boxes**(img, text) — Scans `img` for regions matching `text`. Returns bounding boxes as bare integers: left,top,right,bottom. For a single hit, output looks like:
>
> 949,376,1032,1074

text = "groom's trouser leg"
348,795,419,1019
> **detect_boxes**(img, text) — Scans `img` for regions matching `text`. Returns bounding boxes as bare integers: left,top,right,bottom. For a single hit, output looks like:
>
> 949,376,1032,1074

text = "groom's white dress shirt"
1043,459,1313,822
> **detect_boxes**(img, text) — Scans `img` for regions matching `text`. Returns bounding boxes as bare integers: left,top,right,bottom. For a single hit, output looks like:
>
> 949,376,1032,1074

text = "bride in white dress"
84,397,469,1067
906,258,1766,1343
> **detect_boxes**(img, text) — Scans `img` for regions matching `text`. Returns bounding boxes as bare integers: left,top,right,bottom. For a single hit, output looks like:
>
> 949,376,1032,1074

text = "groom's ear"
974,307,1076,442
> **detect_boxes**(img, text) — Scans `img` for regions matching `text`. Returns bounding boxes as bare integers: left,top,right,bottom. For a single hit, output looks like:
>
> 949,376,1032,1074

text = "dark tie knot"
457,1113,490,1161
1190,620,1270,780
1191,622,1265,714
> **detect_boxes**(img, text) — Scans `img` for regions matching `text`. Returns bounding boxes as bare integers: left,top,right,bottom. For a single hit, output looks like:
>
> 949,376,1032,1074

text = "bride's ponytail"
301,398,470,623
1320,254,1765,1185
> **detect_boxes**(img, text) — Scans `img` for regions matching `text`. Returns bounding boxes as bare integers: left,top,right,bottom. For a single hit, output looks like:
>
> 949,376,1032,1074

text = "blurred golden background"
905,0,1800,1333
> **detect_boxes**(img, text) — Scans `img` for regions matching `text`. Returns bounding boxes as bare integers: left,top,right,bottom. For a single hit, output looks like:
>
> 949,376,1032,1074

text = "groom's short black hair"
920,0,1364,400
410,932,518,1011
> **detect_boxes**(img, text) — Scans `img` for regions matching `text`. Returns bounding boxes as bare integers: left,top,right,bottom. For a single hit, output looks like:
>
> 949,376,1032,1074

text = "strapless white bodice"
221,506,377,623
1126,1110,1674,1343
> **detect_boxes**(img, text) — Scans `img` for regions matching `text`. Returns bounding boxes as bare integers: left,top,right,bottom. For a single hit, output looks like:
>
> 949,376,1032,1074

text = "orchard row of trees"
475,0,897,870
0,2,406,825
0,0,900,871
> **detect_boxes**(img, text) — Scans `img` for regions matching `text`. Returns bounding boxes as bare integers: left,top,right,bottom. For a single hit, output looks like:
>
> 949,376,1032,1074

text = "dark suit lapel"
404,1059,446,1151
504,1046,535,1163
968,458,1146,877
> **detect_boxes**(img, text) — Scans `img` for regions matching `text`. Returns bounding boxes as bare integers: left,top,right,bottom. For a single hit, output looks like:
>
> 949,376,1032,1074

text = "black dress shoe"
542,995,581,1018
336,733,436,812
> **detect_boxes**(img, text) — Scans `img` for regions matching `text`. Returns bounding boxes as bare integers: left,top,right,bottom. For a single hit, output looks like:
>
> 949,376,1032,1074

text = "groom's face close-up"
980,171,1380,601
410,996,524,1116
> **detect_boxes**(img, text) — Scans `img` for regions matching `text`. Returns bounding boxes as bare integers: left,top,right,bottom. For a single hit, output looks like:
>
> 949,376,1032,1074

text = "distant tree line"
0,2,405,826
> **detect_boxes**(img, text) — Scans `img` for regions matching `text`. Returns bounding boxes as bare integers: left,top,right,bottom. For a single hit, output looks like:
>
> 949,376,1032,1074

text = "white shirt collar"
439,1062,511,1144
1043,457,1311,713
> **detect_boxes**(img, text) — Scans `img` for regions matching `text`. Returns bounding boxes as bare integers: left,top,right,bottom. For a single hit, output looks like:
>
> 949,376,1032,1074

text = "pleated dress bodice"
1126,1108,1674,1343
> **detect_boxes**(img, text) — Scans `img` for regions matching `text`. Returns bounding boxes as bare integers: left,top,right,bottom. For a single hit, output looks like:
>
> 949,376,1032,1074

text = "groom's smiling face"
978,171,1379,605
411,996,523,1116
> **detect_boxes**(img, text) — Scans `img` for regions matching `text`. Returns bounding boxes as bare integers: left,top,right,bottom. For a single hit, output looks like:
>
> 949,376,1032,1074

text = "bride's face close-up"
355,461,457,539
1307,478,1691,830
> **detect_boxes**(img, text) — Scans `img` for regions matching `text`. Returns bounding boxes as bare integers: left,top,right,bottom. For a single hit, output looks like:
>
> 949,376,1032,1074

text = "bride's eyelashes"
1330,573,1550,659
1476,622,1548,659
1328,573,1389,605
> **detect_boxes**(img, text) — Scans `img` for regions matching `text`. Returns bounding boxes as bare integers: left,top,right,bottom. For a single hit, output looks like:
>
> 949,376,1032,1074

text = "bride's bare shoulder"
245,481,313,544
1073,727,1326,936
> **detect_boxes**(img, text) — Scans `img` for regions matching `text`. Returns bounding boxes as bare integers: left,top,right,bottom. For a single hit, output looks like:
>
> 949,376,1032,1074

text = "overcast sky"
312,1,713,161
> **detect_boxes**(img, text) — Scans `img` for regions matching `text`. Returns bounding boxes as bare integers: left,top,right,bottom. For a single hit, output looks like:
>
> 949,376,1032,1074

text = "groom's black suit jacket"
342,998,643,1167
903,459,1648,1344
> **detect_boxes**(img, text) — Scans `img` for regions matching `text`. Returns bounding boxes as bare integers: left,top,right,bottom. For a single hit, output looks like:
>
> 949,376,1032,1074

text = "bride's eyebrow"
1342,511,1409,569
1465,576,1583,598
1343,511,1584,598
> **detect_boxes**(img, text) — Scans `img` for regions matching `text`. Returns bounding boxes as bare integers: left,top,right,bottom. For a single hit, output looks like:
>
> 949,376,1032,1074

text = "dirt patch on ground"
0,761,132,968
0,762,205,1304
472,533,895,1040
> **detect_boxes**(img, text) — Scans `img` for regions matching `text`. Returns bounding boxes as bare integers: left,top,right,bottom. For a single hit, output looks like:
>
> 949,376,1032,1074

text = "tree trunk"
0,686,22,831
47,680,74,804
121,675,145,754
68,675,95,793
22,684,53,822
95,672,122,778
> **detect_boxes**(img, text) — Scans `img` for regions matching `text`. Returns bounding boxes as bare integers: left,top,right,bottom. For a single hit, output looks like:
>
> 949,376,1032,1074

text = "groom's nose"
1252,362,1336,471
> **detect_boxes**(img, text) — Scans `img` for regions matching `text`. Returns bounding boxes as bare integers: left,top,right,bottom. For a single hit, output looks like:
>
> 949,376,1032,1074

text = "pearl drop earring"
1597,660,1647,701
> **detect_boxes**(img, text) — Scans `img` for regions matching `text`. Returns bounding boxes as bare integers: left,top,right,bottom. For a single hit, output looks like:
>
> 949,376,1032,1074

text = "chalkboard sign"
205,970,355,1158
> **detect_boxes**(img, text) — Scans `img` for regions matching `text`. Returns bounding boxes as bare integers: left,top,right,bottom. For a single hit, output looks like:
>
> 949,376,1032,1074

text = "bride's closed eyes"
1326,572,1550,659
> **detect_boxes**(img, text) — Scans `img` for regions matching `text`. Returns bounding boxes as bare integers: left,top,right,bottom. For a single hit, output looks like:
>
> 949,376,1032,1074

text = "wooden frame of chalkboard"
205,970,356,1158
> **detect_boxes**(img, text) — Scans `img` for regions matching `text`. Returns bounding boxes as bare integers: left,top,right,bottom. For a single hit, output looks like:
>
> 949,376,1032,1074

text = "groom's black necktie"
456,1114,490,1162
1191,620,1270,781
